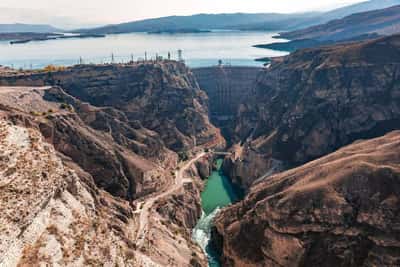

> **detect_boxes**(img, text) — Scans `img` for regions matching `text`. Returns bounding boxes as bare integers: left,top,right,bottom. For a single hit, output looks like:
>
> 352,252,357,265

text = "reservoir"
0,31,288,69
193,158,241,267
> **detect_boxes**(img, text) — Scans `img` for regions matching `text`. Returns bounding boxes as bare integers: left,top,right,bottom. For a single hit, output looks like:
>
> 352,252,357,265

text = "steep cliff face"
0,81,210,266
0,62,223,266
229,34,400,190
215,131,400,267
0,113,209,266
0,62,225,152
0,86,171,200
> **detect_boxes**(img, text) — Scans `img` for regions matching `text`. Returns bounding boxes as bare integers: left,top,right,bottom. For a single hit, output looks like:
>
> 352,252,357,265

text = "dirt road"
135,152,206,247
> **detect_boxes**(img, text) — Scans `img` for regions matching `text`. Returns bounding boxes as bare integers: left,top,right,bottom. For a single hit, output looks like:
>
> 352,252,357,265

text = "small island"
1,32,106,45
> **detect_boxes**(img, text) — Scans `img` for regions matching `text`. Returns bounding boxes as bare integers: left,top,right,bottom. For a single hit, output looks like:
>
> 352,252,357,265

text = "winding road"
135,151,207,247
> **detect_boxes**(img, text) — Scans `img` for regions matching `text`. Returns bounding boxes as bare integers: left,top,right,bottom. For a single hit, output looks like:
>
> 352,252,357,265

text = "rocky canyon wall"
0,62,225,266
0,62,225,153
226,34,400,191
215,130,400,267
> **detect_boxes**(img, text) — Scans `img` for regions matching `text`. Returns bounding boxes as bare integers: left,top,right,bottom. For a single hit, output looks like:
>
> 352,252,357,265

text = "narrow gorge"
1,33,400,267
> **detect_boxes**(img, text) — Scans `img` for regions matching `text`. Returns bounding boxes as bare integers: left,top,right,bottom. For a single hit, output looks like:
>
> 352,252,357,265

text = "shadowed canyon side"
215,131,400,267
0,61,226,266
0,62,225,153
225,34,400,191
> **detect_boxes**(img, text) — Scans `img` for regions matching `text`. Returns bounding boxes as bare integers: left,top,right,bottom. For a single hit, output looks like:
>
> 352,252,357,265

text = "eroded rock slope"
0,116,138,266
216,131,400,267
0,61,222,266
0,62,224,152
227,34,400,190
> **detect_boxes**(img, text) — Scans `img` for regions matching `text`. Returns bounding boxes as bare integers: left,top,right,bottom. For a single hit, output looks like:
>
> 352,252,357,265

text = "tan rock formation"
228,34,400,190
0,117,138,266
215,131,400,267
0,61,222,266
0,62,225,152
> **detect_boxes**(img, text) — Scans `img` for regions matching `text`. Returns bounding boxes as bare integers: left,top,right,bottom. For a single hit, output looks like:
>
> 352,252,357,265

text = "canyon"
224,34,400,191
0,63,222,266
1,33,400,267
215,130,400,267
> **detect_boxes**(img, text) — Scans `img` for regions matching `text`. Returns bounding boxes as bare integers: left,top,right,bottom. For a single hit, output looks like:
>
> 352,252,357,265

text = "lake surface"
193,158,241,267
0,31,288,69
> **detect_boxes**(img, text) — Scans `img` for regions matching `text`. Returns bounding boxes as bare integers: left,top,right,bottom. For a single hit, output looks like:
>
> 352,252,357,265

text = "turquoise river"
192,158,241,267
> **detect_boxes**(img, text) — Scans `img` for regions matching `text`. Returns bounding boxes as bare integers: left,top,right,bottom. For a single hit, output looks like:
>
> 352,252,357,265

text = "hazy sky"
0,0,365,27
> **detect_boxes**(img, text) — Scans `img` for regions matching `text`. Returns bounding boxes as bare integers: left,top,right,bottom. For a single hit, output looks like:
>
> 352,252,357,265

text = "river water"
0,31,288,69
193,159,240,266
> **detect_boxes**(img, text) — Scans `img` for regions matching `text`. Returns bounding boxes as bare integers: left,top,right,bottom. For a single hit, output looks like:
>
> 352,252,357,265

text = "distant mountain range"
75,13,318,34
308,0,400,25
0,7,105,30
281,5,400,41
2,0,400,36
0,23,62,33
76,0,400,34
256,4,400,51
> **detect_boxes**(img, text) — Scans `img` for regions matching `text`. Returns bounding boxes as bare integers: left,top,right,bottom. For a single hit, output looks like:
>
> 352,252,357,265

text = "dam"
193,66,262,141
0,63,263,142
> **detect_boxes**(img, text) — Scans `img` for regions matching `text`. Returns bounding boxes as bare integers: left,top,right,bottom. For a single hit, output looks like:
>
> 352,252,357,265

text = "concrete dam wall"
192,66,262,118
192,66,262,143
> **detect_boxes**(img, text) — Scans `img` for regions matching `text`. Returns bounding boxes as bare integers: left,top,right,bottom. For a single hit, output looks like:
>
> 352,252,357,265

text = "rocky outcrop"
215,131,400,267
0,60,223,266
194,158,213,180
0,62,226,198
0,86,170,200
153,180,207,267
229,34,400,190
0,62,225,152
0,117,137,266
0,85,210,266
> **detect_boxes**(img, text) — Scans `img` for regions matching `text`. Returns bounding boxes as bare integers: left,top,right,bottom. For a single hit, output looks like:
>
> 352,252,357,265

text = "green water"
193,158,240,267
201,159,239,215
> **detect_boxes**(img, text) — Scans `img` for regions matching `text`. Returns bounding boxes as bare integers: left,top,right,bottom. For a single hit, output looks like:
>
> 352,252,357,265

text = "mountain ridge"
0,23,62,33
256,4,400,51
76,0,400,34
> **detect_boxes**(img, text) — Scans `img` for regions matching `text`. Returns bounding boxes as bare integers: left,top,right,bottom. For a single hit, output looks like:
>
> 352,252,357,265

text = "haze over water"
0,31,288,69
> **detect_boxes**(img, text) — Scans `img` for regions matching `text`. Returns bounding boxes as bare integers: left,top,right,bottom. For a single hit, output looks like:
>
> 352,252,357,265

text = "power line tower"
111,53,115,64
178,49,183,62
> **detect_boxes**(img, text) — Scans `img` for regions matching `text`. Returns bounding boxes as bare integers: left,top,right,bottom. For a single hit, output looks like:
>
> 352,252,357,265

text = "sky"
0,0,365,28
